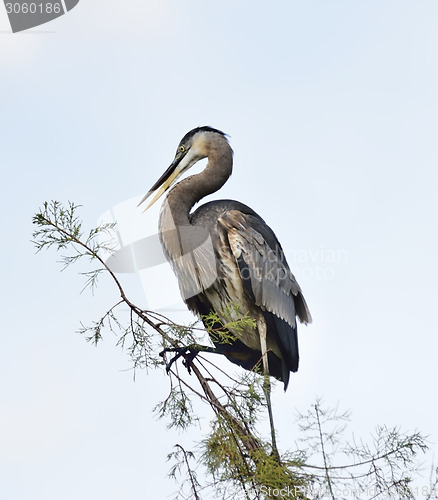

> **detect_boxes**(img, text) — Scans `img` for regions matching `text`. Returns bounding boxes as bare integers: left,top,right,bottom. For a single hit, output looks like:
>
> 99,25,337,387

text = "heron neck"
165,145,233,226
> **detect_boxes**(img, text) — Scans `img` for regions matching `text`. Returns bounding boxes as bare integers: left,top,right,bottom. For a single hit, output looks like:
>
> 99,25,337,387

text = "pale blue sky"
1,1,437,499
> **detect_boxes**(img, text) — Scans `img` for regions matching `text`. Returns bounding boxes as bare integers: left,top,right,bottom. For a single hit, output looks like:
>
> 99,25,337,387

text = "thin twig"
315,403,336,500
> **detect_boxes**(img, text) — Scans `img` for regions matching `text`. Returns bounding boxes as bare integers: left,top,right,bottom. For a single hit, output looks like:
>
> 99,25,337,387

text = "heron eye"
179,145,185,153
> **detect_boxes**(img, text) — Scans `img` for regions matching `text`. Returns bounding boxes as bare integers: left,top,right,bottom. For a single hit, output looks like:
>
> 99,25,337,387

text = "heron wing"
217,210,312,328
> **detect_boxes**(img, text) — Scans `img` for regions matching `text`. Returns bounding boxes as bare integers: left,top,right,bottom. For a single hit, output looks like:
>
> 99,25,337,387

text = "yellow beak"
138,158,183,212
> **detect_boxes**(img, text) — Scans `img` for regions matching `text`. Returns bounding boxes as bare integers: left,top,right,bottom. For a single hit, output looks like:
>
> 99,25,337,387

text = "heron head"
138,126,228,211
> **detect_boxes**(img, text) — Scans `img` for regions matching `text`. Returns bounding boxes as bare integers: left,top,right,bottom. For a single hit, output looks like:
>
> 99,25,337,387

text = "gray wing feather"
218,210,312,327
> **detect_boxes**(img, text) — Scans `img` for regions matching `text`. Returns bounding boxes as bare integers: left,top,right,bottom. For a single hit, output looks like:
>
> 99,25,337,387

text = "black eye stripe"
179,126,226,145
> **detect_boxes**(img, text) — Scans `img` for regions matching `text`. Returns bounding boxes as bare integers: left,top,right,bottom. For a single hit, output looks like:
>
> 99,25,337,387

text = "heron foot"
269,448,281,464
159,346,198,374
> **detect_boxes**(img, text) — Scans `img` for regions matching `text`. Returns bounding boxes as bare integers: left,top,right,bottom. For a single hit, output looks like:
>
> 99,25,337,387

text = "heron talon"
182,358,192,374
159,347,196,375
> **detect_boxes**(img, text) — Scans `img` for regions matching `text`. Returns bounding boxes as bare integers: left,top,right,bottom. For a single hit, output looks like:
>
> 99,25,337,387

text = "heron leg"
257,316,280,461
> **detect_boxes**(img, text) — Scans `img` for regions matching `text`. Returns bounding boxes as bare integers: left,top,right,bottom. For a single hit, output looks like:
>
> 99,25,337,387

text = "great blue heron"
139,126,311,453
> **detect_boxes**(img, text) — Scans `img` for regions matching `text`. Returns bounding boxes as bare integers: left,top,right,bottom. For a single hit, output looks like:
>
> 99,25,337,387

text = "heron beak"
138,157,182,212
